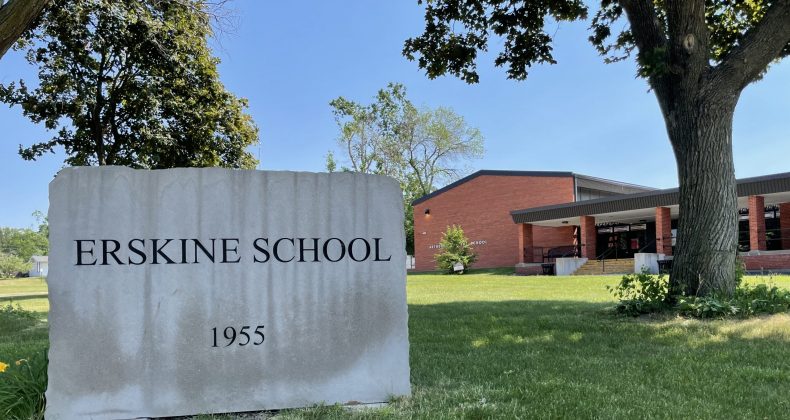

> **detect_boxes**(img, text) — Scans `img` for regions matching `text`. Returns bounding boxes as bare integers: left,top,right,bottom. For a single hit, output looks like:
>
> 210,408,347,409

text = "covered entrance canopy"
510,172,790,271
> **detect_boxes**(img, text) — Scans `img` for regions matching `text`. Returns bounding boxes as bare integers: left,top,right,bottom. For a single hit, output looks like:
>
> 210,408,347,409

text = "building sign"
429,240,486,249
46,167,411,419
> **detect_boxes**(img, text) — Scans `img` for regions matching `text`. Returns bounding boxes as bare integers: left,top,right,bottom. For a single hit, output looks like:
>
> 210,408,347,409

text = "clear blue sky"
1,1,788,228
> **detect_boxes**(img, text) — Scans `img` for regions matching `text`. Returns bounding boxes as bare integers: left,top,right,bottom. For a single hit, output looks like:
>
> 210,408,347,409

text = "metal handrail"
637,238,657,253
595,247,617,273
737,226,790,252
524,246,580,264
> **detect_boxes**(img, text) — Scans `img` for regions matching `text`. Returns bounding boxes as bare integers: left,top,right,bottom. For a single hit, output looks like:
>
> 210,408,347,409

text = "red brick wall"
413,175,575,271
656,207,672,256
515,264,544,275
518,224,533,263
780,203,790,250
742,252,790,271
748,195,767,251
579,215,596,259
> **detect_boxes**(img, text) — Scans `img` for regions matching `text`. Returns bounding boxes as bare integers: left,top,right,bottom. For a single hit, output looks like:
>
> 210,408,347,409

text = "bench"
543,246,577,263
657,259,673,274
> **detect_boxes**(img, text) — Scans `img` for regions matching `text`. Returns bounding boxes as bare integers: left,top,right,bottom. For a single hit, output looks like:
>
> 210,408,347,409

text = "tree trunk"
0,0,49,60
667,98,739,297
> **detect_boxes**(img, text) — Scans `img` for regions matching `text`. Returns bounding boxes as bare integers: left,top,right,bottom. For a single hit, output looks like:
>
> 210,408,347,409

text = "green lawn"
0,277,50,313
2,273,790,419
0,278,49,373
397,272,790,419
0,277,48,296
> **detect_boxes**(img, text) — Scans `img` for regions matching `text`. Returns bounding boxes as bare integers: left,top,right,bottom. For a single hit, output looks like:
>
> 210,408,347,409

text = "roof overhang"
512,172,790,226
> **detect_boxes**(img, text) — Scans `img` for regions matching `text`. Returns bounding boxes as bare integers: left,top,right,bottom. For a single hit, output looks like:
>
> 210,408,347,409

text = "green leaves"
330,83,413,177
0,347,47,420
329,83,484,254
0,227,47,263
435,225,478,273
607,269,670,316
1,0,259,169
404,0,588,83
329,83,483,197
407,1,789,83
609,269,790,318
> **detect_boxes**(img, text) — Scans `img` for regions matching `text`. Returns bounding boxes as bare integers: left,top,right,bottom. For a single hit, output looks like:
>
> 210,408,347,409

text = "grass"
0,277,48,295
0,278,49,366
2,272,790,419
289,272,790,419
0,278,50,314
0,305,48,377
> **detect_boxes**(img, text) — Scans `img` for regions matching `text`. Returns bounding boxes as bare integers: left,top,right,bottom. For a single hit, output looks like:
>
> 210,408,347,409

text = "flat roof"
511,171,790,224
411,170,654,206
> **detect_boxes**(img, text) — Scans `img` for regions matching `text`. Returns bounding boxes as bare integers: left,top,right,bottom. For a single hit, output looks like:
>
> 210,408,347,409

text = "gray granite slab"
46,167,410,420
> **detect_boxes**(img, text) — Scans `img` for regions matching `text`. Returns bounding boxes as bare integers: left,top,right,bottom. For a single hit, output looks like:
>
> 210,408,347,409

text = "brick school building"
412,170,790,275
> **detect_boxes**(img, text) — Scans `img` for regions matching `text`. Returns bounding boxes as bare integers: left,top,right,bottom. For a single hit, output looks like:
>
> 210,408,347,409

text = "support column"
749,195,767,251
580,216,596,259
781,203,790,250
656,207,672,256
518,223,534,263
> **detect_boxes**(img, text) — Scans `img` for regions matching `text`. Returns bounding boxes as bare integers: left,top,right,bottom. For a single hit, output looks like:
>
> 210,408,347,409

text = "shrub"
0,350,48,420
608,266,790,318
0,253,30,278
676,296,739,318
733,283,790,315
0,303,37,321
672,281,790,319
434,225,478,274
607,268,669,316
734,258,746,286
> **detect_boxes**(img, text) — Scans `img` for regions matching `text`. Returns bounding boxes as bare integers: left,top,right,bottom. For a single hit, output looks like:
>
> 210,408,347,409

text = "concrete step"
572,259,634,275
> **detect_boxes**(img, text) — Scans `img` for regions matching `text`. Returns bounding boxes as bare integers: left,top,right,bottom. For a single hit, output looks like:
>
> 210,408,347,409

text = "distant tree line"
0,211,48,278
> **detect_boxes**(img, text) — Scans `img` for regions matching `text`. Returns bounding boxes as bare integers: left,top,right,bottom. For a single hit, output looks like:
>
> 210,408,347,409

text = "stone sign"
46,167,411,419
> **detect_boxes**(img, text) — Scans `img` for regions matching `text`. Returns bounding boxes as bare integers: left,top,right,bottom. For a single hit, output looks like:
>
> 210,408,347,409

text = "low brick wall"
515,263,544,276
741,250,790,274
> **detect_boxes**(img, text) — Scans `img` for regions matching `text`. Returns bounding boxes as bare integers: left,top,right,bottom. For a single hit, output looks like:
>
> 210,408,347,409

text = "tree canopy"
404,0,790,297
404,1,789,87
328,83,484,254
0,0,258,169
329,83,484,196
0,212,48,262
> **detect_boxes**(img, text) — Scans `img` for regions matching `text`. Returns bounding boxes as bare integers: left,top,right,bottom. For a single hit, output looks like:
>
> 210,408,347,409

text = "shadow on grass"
405,300,790,419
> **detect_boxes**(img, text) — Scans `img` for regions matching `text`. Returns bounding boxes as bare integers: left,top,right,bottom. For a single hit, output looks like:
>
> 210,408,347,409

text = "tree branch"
618,0,671,108
0,0,49,60
665,1,709,83
708,0,790,95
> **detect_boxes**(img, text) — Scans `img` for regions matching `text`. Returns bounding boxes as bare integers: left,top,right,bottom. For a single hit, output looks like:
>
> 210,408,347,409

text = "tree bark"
622,0,750,298
0,0,49,60
666,97,739,297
